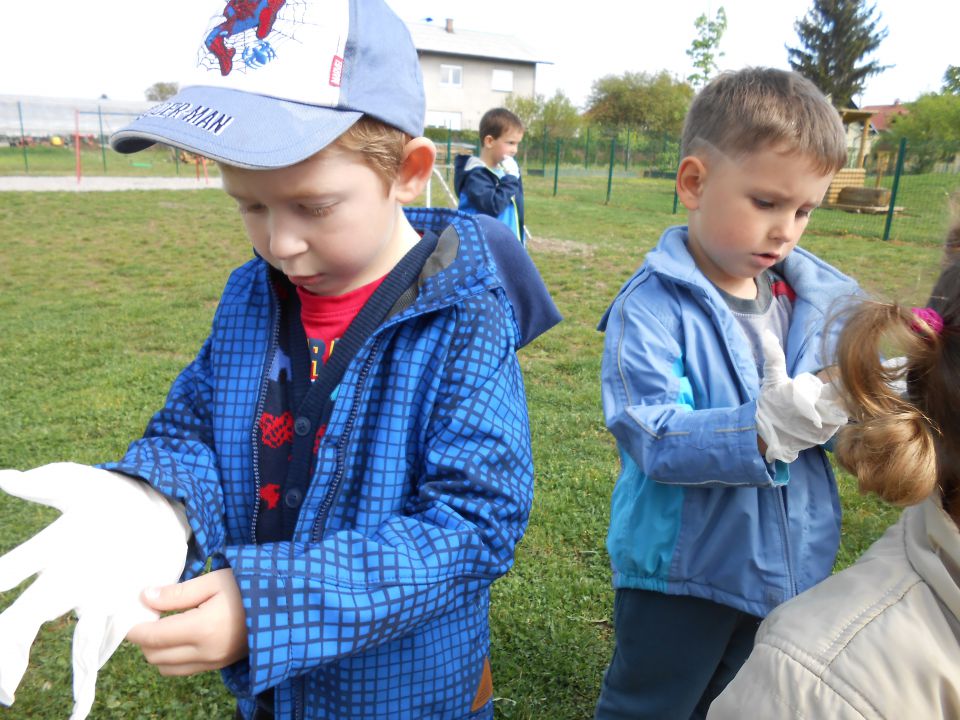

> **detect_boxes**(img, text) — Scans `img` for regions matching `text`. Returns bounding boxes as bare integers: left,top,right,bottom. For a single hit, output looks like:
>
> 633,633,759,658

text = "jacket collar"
906,497,960,623
646,225,860,317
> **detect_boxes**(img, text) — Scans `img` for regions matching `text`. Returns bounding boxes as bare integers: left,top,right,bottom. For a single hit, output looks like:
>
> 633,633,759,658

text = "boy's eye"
239,203,266,214
304,204,335,218
796,208,813,219
752,198,774,210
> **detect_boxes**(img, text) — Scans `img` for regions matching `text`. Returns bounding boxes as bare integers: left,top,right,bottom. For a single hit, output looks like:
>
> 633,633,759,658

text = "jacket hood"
601,225,861,329
453,154,489,195
404,207,560,348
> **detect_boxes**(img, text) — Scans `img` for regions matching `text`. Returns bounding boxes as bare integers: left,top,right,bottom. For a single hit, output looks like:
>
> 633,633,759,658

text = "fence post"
446,125,452,182
16,101,29,173
584,126,590,169
553,138,561,196
542,131,548,174
74,109,82,184
625,128,631,171
606,138,616,205
883,137,907,242
98,106,108,173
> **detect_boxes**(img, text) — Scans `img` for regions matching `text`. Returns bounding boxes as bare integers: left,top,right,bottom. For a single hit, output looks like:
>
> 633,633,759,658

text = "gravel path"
0,176,223,192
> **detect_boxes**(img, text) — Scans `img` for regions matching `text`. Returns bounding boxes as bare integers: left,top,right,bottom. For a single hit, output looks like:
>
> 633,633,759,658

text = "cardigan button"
294,416,311,436
284,488,303,508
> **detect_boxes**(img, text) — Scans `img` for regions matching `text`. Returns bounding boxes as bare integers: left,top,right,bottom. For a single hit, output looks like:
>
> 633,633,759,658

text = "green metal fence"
428,126,958,246
4,111,957,245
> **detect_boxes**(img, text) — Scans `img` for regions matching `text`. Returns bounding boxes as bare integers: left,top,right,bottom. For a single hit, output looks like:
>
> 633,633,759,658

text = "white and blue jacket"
104,209,560,720
454,155,525,245
598,226,861,618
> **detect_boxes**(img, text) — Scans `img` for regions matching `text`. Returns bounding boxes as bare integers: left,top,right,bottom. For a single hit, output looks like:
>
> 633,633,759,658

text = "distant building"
406,18,549,131
838,100,911,168
4,19,550,141
860,100,910,133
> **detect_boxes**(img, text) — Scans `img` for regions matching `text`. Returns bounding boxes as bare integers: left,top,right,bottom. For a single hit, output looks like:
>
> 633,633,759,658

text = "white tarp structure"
0,95,155,141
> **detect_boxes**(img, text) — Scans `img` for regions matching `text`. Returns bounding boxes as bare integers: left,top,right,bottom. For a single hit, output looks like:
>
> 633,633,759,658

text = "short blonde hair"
333,116,410,189
681,67,848,175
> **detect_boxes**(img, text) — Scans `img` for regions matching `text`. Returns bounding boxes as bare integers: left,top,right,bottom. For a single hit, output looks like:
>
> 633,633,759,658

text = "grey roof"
406,21,550,65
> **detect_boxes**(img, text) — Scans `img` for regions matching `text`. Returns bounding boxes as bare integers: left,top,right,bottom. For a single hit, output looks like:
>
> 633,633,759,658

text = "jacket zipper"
700,283,802,601
777,322,818,599
294,677,304,720
311,336,383,542
250,283,282,543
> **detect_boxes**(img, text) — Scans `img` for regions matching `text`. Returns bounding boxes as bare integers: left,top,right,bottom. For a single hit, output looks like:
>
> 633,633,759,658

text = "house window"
440,65,462,87
426,111,462,131
491,69,514,93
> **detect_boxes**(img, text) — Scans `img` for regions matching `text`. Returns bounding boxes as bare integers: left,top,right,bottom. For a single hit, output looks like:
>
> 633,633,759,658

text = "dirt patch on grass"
527,235,594,256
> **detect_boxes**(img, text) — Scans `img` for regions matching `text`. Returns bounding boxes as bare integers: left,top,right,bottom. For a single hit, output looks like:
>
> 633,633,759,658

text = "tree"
585,71,693,136
505,93,544,136
145,82,179,102
943,66,960,95
687,7,727,90
885,92,960,172
506,90,581,140
541,90,582,139
786,0,890,107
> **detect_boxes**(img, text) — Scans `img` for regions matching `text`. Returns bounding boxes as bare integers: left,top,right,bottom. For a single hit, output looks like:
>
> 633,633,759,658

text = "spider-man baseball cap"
111,0,424,169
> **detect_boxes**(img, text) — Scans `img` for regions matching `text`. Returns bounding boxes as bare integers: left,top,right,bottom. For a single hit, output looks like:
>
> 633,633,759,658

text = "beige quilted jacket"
708,497,960,719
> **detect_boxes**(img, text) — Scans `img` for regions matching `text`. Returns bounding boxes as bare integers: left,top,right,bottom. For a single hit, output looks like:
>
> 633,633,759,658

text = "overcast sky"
5,0,956,108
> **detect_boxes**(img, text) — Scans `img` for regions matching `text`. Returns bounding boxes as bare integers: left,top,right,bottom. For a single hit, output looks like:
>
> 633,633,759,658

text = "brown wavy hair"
833,224,960,519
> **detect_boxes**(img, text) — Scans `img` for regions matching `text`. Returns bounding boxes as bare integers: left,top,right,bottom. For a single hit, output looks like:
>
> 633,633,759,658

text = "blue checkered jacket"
104,208,559,719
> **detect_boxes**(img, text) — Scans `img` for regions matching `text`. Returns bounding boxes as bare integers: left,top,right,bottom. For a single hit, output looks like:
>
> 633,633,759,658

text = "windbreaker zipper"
250,284,282,543
311,336,383,542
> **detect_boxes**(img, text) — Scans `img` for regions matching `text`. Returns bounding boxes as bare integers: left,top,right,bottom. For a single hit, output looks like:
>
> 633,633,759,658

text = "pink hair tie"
910,307,945,336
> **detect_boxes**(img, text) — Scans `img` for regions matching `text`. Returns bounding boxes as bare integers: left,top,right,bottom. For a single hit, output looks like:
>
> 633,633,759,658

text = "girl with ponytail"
709,226,960,719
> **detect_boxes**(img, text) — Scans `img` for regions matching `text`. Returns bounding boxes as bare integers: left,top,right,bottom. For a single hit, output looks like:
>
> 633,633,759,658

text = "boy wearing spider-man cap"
0,2,560,719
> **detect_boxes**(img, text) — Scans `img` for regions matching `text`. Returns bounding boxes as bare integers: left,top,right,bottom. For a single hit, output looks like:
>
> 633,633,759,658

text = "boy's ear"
482,134,495,148
676,155,707,211
394,137,437,203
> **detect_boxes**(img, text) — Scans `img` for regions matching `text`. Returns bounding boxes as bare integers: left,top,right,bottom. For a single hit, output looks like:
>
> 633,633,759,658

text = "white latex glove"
0,463,190,720
499,155,520,177
881,356,908,396
755,331,848,463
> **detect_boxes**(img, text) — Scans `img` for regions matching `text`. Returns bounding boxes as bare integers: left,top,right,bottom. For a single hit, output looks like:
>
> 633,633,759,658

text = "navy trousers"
594,588,762,720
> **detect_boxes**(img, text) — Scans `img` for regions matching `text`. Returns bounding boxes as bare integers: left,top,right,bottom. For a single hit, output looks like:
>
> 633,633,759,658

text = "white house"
405,19,549,131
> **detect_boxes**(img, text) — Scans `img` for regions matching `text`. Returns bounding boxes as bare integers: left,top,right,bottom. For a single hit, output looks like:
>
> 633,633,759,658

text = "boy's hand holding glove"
499,156,520,177
0,463,191,720
755,330,849,464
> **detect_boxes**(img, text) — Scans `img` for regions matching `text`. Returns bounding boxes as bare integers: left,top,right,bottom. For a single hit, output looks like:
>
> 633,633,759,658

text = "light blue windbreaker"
598,226,861,617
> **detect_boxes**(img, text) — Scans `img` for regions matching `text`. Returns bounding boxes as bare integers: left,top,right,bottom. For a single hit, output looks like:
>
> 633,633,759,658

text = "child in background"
709,224,960,720
0,2,560,719
594,67,860,719
454,107,526,245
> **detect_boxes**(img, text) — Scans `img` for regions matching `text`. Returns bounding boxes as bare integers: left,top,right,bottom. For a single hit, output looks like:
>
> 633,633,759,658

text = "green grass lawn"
0,173,947,718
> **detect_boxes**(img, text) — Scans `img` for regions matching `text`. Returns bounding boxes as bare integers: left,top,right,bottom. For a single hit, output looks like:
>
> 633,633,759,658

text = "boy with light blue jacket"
594,68,861,719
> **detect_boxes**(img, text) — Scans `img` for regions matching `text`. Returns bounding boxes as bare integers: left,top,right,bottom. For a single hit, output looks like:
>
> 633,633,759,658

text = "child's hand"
126,568,248,676
756,331,848,463
500,156,520,177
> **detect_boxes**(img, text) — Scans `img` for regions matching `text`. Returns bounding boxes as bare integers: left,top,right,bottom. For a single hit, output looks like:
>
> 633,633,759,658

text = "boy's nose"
268,217,308,259
770,216,799,244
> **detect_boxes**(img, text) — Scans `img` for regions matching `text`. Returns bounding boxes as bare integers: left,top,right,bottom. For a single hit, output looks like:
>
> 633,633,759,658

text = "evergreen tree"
943,66,960,95
786,0,889,107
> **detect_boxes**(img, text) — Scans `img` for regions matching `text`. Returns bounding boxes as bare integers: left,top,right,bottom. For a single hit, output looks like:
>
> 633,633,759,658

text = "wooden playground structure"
825,108,901,215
